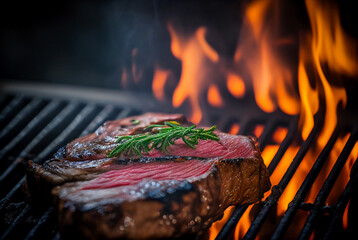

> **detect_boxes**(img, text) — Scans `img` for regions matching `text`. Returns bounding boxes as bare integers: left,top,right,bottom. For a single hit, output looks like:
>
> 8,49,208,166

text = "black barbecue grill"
0,81,357,240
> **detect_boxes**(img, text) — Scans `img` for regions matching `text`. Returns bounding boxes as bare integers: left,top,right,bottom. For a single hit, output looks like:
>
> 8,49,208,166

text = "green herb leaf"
108,121,220,157
131,119,140,125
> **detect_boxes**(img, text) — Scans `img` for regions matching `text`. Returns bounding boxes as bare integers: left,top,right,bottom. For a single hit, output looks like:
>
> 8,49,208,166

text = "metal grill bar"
267,118,298,175
24,207,55,240
243,117,322,240
0,95,25,125
215,205,249,240
215,117,298,240
0,101,81,212
0,176,26,211
322,157,358,239
79,105,115,137
237,116,251,135
0,82,356,240
271,123,341,239
0,100,61,182
32,103,96,163
115,107,133,120
0,95,13,112
19,107,131,240
0,205,31,240
16,102,79,160
0,101,79,201
0,104,98,239
257,118,278,150
298,130,358,240
0,102,136,240
0,98,43,139
19,106,135,240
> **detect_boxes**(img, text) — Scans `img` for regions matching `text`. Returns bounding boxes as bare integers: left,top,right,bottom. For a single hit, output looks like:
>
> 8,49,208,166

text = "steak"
54,156,269,239
64,112,187,160
25,113,271,239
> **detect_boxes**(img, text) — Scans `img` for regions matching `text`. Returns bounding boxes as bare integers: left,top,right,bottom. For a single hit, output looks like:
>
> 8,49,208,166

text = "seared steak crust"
54,157,270,239
25,112,271,239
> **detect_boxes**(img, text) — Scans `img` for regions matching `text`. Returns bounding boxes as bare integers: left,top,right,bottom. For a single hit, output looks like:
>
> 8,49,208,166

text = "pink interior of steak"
81,159,216,190
144,132,257,159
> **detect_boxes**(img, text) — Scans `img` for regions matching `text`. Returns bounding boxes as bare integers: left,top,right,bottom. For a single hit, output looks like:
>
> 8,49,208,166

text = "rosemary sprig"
108,121,220,157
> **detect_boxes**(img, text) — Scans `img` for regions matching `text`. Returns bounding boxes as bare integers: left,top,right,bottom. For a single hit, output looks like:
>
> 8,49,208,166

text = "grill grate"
0,82,357,240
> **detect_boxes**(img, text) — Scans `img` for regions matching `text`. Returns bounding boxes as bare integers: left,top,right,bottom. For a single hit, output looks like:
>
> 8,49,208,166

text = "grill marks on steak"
25,113,271,239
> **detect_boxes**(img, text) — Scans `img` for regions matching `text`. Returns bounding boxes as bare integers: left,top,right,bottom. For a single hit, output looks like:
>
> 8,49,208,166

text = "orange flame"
167,24,224,123
229,123,240,135
254,125,264,138
152,64,171,101
208,84,224,107
214,0,356,238
147,0,358,238
273,127,288,144
235,0,300,115
227,73,245,98
209,206,235,240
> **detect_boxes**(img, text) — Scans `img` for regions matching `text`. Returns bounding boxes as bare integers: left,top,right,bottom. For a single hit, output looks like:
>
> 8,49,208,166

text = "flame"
152,65,171,101
229,123,240,135
146,0,358,238
227,73,245,98
208,84,224,107
273,127,288,144
209,206,235,240
167,24,224,123
221,0,356,238
234,206,254,239
254,125,264,138
235,0,300,115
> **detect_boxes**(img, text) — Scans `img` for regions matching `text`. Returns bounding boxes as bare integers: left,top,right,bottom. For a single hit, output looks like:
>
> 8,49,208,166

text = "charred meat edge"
54,153,270,239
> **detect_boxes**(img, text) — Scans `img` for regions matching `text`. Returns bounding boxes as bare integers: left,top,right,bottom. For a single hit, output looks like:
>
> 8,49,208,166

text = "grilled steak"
54,156,269,239
25,113,271,239
64,113,187,160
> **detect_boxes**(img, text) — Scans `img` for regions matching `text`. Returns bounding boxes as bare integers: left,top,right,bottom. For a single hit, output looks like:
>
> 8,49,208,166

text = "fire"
273,127,288,144
236,0,300,115
208,206,235,240
146,0,358,238
168,24,222,124
226,73,245,98
254,125,264,138
152,64,171,101
229,123,240,135
207,84,224,107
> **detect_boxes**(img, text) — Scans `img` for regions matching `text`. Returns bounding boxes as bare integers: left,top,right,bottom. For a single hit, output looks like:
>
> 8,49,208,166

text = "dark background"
0,0,357,94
